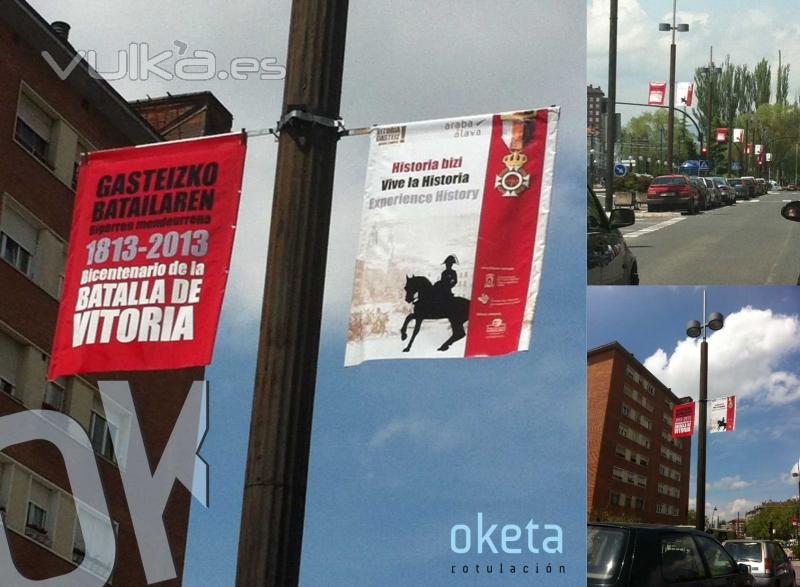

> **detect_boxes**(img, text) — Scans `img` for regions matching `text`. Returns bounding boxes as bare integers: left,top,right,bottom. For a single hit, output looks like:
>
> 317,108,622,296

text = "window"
26,502,47,532
696,535,736,577
73,506,117,578
15,93,52,163
90,412,116,461
660,533,706,582
0,376,15,398
0,233,32,275
43,381,65,412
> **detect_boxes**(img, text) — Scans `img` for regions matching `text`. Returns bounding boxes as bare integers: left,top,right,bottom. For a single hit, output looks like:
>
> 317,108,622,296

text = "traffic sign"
614,164,627,177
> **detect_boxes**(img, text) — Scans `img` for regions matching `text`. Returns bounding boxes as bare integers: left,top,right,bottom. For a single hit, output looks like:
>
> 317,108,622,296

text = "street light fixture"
686,290,724,533
659,2,690,172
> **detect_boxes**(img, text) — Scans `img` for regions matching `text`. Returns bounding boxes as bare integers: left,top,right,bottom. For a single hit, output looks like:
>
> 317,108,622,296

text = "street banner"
677,82,694,107
709,395,736,433
671,402,695,438
48,133,247,379
755,144,763,155
345,108,559,366
766,153,773,162
648,82,667,106
732,128,745,143
715,128,728,143
746,144,753,155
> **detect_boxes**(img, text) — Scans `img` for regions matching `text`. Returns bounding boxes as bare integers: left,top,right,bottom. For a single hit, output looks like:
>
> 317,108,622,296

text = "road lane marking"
625,216,686,239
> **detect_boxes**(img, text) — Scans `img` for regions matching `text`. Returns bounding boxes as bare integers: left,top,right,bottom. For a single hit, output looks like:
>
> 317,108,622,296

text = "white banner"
345,108,559,366
677,82,694,107
709,396,736,433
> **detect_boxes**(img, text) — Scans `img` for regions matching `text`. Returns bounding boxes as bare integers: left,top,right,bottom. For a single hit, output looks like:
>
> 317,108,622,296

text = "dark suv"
588,523,754,586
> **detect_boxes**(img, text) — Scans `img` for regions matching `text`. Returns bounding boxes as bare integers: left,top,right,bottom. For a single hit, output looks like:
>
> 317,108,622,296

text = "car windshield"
588,526,628,583
724,542,761,562
729,179,742,186
652,177,684,185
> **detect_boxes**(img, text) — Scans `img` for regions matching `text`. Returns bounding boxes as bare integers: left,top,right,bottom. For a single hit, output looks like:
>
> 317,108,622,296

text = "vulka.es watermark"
43,41,286,81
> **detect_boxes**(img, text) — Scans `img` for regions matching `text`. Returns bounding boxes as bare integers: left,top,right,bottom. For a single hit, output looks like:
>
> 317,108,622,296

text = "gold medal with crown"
495,150,530,197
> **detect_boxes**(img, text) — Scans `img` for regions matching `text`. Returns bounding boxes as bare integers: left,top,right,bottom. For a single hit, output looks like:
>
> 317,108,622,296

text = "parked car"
711,177,735,205
690,177,711,210
588,523,754,586
740,176,758,199
647,175,700,213
723,540,796,586
587,187,638,285
729,178,751,200
755,178,768,195
701,177,722,207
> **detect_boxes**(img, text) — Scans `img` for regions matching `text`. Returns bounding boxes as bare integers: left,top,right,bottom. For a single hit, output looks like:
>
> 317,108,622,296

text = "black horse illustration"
400,275,470,352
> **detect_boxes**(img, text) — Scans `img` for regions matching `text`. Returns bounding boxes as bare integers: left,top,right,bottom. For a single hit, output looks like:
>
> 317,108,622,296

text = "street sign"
614,164,627,177
792,517,797,527
731,162,741,172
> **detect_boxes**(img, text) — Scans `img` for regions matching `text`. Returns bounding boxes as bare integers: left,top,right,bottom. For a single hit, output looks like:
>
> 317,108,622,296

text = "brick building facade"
588,341,692,524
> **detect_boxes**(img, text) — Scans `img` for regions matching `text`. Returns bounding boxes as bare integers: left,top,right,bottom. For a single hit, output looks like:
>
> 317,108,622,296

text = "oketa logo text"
450,513,563,554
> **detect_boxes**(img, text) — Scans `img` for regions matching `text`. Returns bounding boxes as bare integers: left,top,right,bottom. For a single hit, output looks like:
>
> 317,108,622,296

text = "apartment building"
588,341,692,524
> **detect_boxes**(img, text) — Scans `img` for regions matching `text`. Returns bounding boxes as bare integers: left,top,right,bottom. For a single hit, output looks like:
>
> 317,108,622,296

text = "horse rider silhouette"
432,255,458,302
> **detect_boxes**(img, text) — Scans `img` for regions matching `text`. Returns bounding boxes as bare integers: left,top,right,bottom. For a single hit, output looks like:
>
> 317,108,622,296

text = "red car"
647,175,700,213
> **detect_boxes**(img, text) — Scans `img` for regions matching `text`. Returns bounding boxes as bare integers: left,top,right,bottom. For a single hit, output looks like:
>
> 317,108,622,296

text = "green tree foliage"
777,60,790,106
745,503,797,540
753,58,772,107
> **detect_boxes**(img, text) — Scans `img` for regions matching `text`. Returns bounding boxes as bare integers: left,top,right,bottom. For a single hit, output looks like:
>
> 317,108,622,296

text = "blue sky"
24,0,588,585
589,286,800,523
588,0,800,128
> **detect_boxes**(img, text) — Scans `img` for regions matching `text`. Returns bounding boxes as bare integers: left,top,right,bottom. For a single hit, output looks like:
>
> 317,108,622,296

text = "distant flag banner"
766,152,773,162
48,133,247,379
648,82,667,106
755,144,764,155
677,82,694,107
671,402,695,438
732,129,745,143
715,128,728,143
344,108,559,366
709,395,736,433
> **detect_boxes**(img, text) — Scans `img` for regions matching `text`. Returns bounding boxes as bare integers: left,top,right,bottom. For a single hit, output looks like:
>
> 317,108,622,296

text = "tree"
777,52,790,106
753,58,772,107
745,504,795,540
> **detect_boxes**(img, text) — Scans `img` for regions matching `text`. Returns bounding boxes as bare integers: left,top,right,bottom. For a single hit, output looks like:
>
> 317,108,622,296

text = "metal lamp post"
686,290,725,532
659,3,689,172
699,48,722,162
792,460,800,543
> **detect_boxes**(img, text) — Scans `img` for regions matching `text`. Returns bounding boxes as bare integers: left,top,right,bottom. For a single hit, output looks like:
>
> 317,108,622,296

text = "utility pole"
235,1,349,585
666,1,677,171
605,0,618,211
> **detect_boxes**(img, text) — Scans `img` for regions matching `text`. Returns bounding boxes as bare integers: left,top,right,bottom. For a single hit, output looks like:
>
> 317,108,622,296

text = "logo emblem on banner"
345,108,559,366
648,82,666,106
48,133,247,379
495,152,530,197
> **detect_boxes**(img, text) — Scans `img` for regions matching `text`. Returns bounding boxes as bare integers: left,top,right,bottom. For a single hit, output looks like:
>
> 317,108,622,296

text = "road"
618,190,800,285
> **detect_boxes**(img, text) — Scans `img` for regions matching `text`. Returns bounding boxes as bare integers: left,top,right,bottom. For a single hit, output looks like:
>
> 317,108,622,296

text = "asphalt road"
619,191,800,285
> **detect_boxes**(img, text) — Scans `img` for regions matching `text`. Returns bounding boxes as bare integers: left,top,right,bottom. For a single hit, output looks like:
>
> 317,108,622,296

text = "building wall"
588,344,692,524
0,14,200,586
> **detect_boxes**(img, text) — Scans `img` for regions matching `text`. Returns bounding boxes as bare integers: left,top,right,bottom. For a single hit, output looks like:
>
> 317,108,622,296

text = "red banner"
715,128,728,143
464,111,549,357
48,133,247,379
671,402,695,438
648,82,667,106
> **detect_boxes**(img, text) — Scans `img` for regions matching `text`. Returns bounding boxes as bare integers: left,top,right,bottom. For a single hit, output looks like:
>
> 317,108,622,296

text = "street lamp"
659,2,689,172
712,506,718,529
686,290,725,533
792,459,799,543
699,47,723,163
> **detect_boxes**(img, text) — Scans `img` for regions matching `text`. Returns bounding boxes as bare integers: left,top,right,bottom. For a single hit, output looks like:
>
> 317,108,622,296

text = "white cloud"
368,415,466,452
707,475,753,491
714,498,755,522
643,306,800,405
